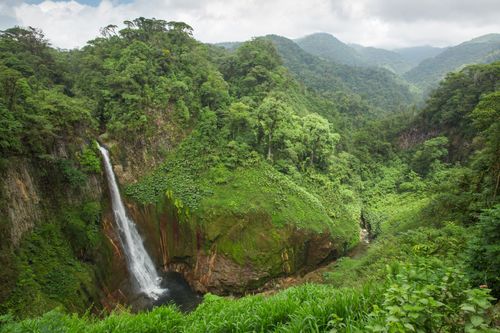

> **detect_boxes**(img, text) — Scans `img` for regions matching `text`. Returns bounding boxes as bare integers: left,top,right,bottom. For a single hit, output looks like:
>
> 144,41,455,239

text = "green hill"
295,32,363,66
404,34,500,92
266,35,416,113
295,33,413,75
350,44,413,74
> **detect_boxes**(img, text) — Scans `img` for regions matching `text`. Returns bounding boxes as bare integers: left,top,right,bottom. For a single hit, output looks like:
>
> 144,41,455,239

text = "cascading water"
98,144,166,300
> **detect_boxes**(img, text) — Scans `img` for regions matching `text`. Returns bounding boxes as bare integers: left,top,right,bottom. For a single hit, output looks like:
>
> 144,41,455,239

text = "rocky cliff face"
124,197,342,295
2,141,107,247
3,162,42,247
1,132,353,316
100,131,351,296
0,141,127,316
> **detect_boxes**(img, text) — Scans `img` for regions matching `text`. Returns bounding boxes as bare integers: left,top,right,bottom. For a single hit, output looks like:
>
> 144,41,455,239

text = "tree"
467,204,500,297
470,91,500,201
99,24,118,38
0,102,21,154
200,72,229,110
302,113,339,167
257,96,291,161
0,26,48,55
226,102,254,141
411,136,449,176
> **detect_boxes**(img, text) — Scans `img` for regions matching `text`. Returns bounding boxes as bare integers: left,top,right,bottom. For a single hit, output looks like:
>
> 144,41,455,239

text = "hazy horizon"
1,0,499,50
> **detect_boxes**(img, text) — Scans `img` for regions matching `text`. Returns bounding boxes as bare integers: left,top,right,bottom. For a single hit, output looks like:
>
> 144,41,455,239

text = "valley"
0,17,499,332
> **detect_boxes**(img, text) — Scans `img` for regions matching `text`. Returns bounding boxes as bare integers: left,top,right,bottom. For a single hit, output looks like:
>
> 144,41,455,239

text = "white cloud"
2,0,500,49
0,0,23,29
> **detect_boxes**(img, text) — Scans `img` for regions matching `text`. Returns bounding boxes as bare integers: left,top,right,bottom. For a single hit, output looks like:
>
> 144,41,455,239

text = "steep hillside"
402,62,500,161
404,34,500,92
266,35,415,113
0,27,120,317
295,32,363,66
350,44,412,74
296,32,413,75
396,62,499,232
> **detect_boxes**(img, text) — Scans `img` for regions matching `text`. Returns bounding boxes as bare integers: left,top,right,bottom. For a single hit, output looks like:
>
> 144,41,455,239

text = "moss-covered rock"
123,160,360,295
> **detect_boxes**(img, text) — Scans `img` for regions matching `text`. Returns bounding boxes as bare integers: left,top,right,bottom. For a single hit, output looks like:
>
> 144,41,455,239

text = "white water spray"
98,144,166,299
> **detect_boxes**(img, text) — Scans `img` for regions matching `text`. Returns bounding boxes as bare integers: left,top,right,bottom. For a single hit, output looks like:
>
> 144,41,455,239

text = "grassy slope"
124,139,359,243
323,160,468,289
124,154,359,273
0,285,380,332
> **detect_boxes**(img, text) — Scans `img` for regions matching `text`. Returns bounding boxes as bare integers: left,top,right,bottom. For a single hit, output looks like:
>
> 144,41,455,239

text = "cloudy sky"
1,0,499,49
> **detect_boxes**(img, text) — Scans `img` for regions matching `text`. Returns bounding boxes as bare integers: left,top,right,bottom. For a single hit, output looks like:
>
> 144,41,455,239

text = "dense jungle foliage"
0,18,499,332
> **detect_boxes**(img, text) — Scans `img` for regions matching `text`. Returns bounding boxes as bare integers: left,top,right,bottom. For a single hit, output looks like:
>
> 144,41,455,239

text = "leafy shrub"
79,145,101,174
57,159,87,188
411,136,449,176
365,259,497,332
62,202,103,259
467,204,500,298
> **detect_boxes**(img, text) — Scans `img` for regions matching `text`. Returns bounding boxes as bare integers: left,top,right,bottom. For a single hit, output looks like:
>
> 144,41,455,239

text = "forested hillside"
0,18,499,333
295,33,414,75
350,44,412,74
0,26,112,318
404,34,500,92
265,35,415,114
295,33,363,66
218,33,500,105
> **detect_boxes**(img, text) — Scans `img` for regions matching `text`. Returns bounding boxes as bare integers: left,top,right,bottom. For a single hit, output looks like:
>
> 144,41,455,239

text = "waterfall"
98,144,166,300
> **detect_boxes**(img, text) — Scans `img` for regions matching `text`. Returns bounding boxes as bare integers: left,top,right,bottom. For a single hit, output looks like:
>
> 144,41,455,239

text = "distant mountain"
295,33,364,66
350,44,413,74
393,46,445,66
403,34,500,92
296,33,412,74
265,35,415,112
214,41,241,50
217,33,500,95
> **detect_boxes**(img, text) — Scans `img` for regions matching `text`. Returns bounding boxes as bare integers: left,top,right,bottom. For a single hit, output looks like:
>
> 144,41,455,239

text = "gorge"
0,16,498,332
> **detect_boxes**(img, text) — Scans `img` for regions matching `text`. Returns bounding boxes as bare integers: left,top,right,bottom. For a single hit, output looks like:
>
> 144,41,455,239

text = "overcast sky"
1,0,499,49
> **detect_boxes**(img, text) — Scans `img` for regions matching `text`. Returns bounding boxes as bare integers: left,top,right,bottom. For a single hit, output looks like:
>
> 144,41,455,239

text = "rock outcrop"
125,197,343,295
3,162,41,246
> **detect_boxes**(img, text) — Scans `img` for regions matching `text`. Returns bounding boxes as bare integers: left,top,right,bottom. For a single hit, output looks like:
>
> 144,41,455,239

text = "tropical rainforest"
0,18,499,332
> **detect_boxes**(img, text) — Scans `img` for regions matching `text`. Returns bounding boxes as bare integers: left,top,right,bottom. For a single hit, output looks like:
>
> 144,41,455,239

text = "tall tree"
257,96,290,161
302,113,340,167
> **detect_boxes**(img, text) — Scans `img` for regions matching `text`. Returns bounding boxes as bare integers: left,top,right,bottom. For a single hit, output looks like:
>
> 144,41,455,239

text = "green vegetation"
266,35,415,113
0,201,108,318
0,17,499,332
295,33,363,66
350,44,412,75
404,34,500,93
1,258,496,332
0,26,111,319
0,27,96,160
296,32,413,74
